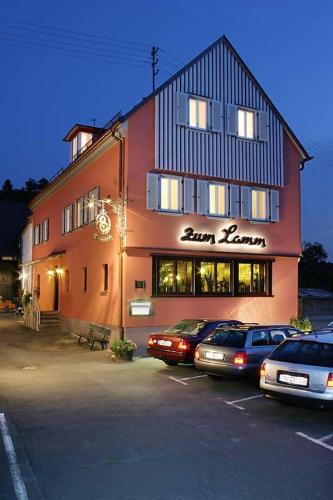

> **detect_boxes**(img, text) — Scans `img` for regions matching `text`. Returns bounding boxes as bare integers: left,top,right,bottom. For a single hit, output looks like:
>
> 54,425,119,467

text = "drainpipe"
111,127,125,341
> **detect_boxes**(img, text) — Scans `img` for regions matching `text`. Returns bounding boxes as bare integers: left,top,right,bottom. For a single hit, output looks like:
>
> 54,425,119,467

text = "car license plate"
278,372,308,387
158,339,172,347
204,351,225,360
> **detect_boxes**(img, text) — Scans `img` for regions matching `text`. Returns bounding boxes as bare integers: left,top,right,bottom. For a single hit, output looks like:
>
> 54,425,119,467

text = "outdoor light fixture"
129,300,152,317
55,268,63,276
47,270,54,276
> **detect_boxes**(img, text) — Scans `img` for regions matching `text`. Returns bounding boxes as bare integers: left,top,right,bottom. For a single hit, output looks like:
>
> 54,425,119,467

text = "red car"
147,319,243,366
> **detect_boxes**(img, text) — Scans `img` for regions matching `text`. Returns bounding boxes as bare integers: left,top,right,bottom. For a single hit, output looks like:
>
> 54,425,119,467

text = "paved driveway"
0,318,332,500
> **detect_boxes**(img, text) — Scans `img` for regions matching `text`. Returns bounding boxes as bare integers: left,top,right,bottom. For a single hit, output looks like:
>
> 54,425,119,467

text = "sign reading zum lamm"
180,224,266,248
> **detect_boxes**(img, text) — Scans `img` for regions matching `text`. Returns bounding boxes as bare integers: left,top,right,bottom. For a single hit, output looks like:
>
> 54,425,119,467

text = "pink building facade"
29,36,311,338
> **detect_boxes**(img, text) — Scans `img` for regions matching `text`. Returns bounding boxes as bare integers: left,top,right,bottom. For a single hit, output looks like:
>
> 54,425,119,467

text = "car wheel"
164,360,178,366
207,374,223,380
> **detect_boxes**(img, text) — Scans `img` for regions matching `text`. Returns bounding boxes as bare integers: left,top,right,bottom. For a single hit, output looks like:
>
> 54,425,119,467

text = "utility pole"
151,46,159,92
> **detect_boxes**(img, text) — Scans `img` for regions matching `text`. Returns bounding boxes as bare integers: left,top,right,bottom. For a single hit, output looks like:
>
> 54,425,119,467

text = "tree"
2,179,13,191
302,242,328,265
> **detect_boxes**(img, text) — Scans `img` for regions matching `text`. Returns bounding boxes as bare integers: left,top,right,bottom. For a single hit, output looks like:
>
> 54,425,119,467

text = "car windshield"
165,320,206,336
203,329,246,348
269,340,333,367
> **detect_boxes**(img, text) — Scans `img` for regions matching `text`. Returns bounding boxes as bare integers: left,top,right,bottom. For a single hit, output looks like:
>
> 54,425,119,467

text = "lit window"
237,262,267,295
33,225,40,246
251,189,267,220
238,109,254,139
199,261,231,294
158,259,193,295
71,132,93,161
189,97,208,130
87,188,99,223
41,219,49,242
209,183,226,216
160,176,180,212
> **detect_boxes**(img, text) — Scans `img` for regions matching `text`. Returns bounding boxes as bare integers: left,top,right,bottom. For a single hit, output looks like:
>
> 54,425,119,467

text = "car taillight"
178,339,190,351
260,362,266,377
233,352,247,365
194,348,200,360
327,373,333,387
148,336,154,346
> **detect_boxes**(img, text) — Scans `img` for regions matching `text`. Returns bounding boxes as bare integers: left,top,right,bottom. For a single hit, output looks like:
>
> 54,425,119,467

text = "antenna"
151,46,159,92
91,118,96,127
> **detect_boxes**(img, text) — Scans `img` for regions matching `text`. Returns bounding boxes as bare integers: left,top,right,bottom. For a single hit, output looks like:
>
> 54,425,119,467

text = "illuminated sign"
180,224,266,248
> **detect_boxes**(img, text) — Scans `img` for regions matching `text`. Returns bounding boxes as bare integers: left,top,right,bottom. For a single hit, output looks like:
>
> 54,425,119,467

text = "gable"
154,38,294,186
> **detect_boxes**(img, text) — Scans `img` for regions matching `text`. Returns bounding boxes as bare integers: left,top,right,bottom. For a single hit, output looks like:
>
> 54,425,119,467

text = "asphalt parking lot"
1,318,333,499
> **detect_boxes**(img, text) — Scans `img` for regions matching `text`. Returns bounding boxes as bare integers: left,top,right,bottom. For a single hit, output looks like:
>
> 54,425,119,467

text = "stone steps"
39,311,62,333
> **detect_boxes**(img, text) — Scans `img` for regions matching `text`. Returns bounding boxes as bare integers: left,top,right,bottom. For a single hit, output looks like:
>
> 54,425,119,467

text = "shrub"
289,317,312,332
110,338,137,357
22,293,32,307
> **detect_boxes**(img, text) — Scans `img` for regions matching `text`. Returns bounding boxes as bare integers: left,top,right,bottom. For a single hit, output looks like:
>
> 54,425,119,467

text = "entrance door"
53,272,59,311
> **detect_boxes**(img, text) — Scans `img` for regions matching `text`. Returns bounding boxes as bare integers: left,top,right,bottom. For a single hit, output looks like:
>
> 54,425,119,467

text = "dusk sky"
1,1,332,256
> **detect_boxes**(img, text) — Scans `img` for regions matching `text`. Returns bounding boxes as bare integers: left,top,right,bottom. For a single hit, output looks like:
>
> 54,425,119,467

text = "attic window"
71,132,93,161
189,97,208,130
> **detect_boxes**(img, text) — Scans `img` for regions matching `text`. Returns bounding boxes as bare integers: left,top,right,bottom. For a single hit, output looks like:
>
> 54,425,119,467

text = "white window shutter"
183,178,194,214
84,194,90,223
175,93,188,127
270,189,280,222
226,104,238,136
61,209,65,234
197,180,208,215
69,205,73,231
229,184,240,219
210,100,223,132
146,173,159,211
241,186,251,219
258,111,269,141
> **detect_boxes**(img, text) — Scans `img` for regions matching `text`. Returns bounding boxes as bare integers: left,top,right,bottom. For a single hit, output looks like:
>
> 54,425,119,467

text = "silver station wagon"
194,325,302,379
260,333,333,408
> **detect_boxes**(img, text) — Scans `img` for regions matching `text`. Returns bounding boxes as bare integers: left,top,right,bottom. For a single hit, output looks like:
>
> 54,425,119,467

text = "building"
21,220,33,294
29,36,311,339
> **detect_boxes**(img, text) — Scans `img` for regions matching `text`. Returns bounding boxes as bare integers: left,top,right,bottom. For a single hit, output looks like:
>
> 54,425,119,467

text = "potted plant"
110,338,137,361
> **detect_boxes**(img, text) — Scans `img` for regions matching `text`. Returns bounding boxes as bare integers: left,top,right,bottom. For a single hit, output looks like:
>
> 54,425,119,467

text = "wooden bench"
77,323,111,351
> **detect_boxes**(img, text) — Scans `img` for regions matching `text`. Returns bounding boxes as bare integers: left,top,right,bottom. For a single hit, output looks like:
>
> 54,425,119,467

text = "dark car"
147,319,243,366
194,324,303,378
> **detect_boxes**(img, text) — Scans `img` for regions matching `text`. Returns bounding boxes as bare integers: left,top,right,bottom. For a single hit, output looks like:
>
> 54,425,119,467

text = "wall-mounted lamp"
47,269,55,277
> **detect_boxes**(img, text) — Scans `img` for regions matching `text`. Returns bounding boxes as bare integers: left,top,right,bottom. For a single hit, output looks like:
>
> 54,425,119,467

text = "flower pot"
126,350,134,361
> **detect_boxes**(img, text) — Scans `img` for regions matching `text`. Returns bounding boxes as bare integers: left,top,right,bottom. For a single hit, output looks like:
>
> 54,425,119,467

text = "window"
252,330,270,346
198,261,231,294
65,270,69,293
102,264,109,292
82,267,88,292
71,132,93,161
237,262,268,295
189,97,208,130
157,258,193,295
41,219,49,242
160,176,181,212
269,340,333,367
75,197,84,228
63,205,73,233
238,109,254,139
87,188,99,223
208,183,227,216
33,225,40,246
251,189,268,220
203,329,247,348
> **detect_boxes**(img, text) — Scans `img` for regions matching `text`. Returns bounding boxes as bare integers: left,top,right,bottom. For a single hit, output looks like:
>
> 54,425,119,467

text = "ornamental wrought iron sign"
94,201,112,242
89,194,127,243
180,224,267,248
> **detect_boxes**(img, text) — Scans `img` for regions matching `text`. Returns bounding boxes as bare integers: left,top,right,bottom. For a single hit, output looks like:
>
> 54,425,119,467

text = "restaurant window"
75,197,84,228
198,261,231,294
156,258,193,295
102,264,109,292
160,176,181,212
238,109,254,139
237,262,268,295
33,224,40,246
83,267,88,292
189,97,208,130
208,183,227,217
251,189,268,221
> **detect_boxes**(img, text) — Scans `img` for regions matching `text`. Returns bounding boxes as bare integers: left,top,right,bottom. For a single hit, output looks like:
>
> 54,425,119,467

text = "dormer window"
71,132,93,161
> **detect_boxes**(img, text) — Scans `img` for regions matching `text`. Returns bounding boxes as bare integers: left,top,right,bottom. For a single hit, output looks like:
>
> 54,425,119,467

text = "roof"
289,332,333,344
63,124,104,142
0,202,31,257
299,288,333,299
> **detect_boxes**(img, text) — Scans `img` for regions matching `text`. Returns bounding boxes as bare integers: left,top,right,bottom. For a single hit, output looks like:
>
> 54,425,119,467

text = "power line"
0,30,150,62
159,47,186,66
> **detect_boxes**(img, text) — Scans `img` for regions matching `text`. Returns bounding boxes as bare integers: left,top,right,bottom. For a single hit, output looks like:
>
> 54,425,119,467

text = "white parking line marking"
0,413,29,500
228,394,263,404
296,432,333,452
180,375,207,381
224,401,246,411
168,376,188,386
319,432,333,442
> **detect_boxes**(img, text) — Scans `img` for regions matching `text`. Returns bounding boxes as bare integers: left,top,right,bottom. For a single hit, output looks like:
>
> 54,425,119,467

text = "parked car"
260,332,333,408
194,325,303,379
147,319,243,366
